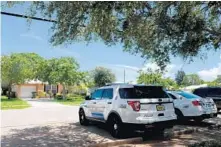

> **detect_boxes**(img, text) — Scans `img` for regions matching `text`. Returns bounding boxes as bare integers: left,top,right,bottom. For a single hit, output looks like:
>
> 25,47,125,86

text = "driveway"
1,98,80,134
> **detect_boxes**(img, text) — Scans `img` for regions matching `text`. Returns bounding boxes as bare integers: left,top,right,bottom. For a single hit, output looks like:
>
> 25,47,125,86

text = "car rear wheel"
79,109,89,126
175,109,185,122
108,115,124,138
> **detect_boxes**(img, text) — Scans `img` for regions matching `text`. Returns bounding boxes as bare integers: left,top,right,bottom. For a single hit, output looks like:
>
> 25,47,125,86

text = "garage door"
20,86,36,98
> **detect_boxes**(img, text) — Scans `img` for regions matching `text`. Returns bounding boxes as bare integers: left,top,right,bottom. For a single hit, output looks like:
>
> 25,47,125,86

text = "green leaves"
137,68,177,89
91,67,116,87
181,74,203,86
39,57,82,86
175,70,186,86
1,53,43,85
6,2,221,70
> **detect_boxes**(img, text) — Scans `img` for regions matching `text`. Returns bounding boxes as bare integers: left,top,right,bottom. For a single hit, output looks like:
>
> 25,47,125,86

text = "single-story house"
11,80,63,98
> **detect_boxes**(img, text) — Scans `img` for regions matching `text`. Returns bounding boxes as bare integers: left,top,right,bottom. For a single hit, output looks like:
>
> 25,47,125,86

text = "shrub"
55,93,63,99
47,90,53,98
37,91,46,98
6,91,16,98
66,93,84,100
189,141,221,147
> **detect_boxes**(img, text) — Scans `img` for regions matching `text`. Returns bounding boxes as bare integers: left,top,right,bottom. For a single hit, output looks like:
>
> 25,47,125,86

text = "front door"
90,89,104,120
96,88,114,121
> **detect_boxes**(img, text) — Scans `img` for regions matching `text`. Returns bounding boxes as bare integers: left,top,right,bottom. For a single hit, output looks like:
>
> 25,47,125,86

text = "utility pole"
124,69,125,83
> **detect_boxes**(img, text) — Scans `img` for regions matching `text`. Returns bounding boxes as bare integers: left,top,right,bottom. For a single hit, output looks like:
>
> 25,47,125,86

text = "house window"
45,85,58,94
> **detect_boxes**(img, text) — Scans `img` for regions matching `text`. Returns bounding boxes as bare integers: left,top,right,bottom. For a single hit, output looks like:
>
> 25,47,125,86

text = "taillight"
192,100,200,106
127,101,140,111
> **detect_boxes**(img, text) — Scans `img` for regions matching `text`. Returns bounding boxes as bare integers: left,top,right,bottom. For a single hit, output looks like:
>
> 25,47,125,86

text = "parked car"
79,84,177,138
193,87,221,110
167,91,217,122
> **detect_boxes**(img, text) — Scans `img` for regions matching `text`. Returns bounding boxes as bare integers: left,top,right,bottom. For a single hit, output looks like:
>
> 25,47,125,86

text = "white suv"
79,84,177,138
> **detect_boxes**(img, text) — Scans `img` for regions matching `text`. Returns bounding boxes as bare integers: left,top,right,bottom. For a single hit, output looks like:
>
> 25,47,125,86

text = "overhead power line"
1,11,57,23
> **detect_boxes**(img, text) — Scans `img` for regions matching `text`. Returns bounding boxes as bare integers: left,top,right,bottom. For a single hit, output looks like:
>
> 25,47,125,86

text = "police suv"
79,84,177,138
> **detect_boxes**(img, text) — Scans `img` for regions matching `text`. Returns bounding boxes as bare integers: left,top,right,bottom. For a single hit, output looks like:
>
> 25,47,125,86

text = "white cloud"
198,55,221,81
20,32,43,41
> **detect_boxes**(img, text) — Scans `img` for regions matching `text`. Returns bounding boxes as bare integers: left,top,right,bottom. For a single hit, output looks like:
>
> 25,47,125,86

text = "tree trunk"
62,84,66,100
8,84,12,99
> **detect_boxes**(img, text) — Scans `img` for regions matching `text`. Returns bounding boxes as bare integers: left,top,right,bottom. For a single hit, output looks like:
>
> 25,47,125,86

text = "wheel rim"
112,117,119,136
114,124,118,130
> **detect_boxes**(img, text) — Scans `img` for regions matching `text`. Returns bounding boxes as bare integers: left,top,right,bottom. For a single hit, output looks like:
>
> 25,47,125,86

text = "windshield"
176,91,200,99
119,86,169,99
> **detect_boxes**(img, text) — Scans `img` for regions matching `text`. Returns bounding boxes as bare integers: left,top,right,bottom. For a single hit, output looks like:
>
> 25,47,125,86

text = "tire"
175,109,185,122
107,114,124,138
79,109,89,126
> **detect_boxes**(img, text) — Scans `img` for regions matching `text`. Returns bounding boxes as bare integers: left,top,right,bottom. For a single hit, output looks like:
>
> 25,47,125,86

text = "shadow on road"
1,122,175,147
1,122,115,147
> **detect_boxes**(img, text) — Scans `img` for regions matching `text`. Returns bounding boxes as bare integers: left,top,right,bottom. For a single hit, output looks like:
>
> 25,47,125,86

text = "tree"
91,67,116,87
175,70,186,86
137,68,163,85
182,74,202,86
137,68,178,89
1,53,44,98
83,72,95,88
39,57,84,99
215,75,221,84
5,2,221,70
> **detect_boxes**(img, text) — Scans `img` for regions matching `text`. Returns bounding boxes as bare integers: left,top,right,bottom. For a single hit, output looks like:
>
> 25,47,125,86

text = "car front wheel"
79,109,89,126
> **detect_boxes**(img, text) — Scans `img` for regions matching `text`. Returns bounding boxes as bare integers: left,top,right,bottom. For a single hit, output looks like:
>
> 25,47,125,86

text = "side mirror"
85,96,91,100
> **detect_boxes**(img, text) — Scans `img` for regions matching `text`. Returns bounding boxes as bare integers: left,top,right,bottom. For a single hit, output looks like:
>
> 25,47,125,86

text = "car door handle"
93,102,96,104
107,102,112,104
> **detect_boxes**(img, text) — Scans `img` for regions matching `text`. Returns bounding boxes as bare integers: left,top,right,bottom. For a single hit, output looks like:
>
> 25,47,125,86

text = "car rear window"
119,86,169,99
193,89,207,97
207,88,221,97
176,91,200,99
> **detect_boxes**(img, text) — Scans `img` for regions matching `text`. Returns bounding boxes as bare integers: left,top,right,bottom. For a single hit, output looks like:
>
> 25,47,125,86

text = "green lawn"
1,96,31,110
54,96,84,106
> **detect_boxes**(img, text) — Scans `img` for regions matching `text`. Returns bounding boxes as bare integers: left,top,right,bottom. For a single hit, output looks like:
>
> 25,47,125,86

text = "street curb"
89,137,143,147
89,128,197,147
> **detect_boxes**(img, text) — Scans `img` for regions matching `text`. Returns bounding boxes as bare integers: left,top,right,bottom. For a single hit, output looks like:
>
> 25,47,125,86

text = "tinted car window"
207,88,221,97
193,89,207,97
176,91,200,99
102,88,113,99
91,89,104,100
119,86,169,99
168,93,177,99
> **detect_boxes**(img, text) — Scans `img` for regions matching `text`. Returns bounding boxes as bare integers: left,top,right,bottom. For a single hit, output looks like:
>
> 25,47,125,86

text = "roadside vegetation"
53,94,84,106
1,96,31,110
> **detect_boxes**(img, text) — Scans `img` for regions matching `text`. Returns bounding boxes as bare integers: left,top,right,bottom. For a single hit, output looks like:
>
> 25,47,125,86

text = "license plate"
156,105,165,111
205,104,211,107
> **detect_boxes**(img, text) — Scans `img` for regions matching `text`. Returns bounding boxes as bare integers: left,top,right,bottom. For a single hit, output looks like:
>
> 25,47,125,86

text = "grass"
54,95,84,106
1,96,31,110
